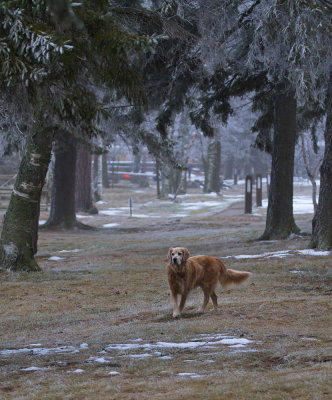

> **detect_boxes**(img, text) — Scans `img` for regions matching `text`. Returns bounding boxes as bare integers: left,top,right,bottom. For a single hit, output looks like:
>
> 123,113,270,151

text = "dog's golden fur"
167,247,252,317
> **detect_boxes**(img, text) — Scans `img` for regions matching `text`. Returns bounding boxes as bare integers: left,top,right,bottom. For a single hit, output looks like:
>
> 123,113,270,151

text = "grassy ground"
0,182,331,400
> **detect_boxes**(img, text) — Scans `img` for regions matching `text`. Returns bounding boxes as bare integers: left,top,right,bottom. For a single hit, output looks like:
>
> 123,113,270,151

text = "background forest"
0,0,332,272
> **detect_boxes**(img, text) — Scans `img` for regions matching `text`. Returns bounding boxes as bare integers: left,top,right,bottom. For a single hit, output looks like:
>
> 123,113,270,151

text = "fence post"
245,174,253,214
256,174,262,207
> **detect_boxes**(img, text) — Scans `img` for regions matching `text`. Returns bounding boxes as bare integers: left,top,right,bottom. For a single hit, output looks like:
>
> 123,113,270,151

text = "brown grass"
0,182,331,399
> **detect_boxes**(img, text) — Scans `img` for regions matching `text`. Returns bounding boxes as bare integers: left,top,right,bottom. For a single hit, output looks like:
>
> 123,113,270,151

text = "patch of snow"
58,249,82,253
48,256,65,261
108,371,121,375
96,201,107,204
80,343,89,349
76,214,94,219
85,356,113,364
105,335,254,354
71,369,85,374
297,249,331,256
38,220,46,226
1,346,79,356
177,372,204,379
262,195,316,215
290,270,306,274
225,249,331,260
99,209,127,216
102,223,119,228
28,343,42,347
21,366,51,371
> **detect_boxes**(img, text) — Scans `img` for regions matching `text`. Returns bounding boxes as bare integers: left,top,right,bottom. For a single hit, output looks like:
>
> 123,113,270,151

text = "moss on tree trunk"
0,128,53,271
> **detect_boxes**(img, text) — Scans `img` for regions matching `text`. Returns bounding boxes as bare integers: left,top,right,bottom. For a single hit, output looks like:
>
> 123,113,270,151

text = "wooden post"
245,174,253,214
256,174,263,207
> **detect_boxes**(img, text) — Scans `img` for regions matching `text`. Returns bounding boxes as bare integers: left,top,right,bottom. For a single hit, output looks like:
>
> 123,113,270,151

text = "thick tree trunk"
45,139,90,229
204,140,221,194
0,127,53,271
260,82,300,240
311,72,332,249
75,145,97,214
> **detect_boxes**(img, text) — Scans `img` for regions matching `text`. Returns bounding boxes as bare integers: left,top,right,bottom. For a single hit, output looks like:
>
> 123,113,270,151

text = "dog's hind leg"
199,289,210,312
210,291,218,311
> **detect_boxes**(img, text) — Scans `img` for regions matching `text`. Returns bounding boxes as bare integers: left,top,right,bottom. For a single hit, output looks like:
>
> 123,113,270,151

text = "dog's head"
168,247,190,266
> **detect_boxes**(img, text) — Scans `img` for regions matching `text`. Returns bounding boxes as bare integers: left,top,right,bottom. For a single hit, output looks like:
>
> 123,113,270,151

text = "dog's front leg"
170,290,180,318
178,291,188,314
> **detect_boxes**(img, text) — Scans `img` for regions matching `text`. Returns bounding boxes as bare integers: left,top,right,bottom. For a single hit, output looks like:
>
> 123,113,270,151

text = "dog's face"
168,247,190,265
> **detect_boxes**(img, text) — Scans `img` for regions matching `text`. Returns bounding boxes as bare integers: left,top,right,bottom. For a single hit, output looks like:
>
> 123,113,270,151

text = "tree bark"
311,72,332,249
76,144,98,214
92,154,102,202
260,82,300,240
44,139,91,229
102,152,110,188
204,140,221,194
0,127,53,271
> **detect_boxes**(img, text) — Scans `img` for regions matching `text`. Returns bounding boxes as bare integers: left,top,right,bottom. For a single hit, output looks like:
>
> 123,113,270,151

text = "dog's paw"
172,311,180,318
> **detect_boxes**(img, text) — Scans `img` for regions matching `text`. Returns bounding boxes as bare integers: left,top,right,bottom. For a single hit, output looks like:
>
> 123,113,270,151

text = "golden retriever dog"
167,247,252,317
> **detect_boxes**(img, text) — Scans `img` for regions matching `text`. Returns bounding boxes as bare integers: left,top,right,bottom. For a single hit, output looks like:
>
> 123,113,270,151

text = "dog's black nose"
172,258,178,264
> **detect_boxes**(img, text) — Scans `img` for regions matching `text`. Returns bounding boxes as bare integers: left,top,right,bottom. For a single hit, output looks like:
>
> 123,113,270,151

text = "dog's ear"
183,248,190,262
167,248,173,262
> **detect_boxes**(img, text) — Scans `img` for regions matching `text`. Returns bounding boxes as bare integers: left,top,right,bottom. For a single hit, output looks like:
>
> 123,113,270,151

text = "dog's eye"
171,253,174,256
178,252,182,256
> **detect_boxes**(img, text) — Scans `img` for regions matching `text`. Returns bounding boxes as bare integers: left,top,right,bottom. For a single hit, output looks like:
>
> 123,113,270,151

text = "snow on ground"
103,334,255,355
0,345,82,356
58,249,82,253
224,249,331,260
0,333,259,375
262,196,315,215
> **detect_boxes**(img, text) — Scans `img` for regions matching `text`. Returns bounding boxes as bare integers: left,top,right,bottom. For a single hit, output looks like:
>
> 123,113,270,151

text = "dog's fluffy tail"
219,267,252,288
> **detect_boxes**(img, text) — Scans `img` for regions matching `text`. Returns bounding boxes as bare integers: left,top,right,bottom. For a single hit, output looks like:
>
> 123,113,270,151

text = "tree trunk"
102,152,110,188
0,127,53,271
204,140,221,193
45,139,90,229
92,154,102,202
311,72,332,249
260,82,300,240
76,144,97,214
